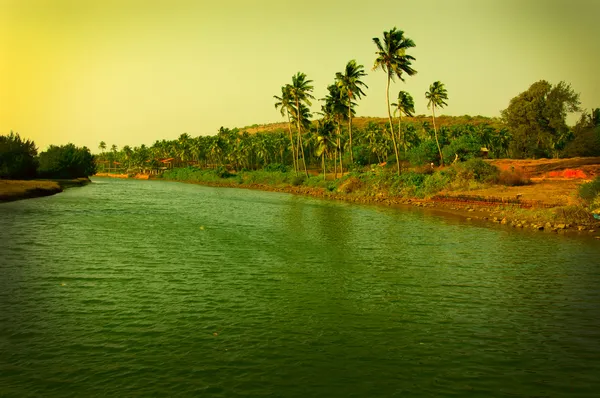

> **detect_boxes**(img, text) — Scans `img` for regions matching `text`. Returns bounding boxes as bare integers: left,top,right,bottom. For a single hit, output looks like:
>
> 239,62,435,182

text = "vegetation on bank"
579,177,600,213
158,159,526,199
0,132,96,180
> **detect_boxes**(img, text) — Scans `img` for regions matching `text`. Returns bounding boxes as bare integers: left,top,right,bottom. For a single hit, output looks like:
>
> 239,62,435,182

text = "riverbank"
0,178,90,203
95,160,600,237
165,178,600,237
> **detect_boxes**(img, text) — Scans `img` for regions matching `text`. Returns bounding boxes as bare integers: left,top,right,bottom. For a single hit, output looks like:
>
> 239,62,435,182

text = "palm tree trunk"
348,94,353,164
333,147,337,179
286,111,297,174
337,124,343,176
295,99,309,178
386,74,401,175
322,153,326,180
432,105,444,166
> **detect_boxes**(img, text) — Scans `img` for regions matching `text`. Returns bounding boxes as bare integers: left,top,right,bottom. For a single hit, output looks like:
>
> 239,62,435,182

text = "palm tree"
391,91,415,155
336,60,368,164
373,27,417,175
110,144,118,172
98,141,107,172
274,85,297,173
315,119,336,180
288,72,314,178
322,83,351,177
425,81,448,165
122,145,133,171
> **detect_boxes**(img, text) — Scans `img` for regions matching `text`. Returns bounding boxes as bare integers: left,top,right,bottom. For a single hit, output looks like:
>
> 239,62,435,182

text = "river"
1,178,599,397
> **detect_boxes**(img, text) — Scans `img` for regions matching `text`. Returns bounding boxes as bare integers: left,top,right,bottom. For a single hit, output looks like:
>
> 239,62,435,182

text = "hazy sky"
1,0,599,152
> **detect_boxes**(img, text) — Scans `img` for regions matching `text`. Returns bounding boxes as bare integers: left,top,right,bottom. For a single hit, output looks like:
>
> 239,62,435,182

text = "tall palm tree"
122,145,133,171
98,141,107,172
391,91,415,155
315,119,336,180
322,83,351,177
425,81,448,165
289,72,314,178
274,85,297,173
336,60,368,164
373,27,417,175
110,144,118,172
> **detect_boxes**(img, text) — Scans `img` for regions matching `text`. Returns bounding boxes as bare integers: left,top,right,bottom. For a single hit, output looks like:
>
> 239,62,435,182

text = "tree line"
96,27,598,178
0,132,96,180
6,27,598,181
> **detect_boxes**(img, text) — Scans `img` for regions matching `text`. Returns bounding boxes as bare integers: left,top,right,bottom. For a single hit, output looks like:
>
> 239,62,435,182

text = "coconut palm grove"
86,29,596,178
2,27,599,196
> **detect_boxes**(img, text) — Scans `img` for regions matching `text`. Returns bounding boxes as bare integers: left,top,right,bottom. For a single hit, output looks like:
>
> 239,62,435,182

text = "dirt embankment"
0,178,90,203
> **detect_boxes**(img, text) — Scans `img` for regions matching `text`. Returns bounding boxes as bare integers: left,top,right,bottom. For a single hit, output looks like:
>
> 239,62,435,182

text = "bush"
263,163,288,173
37,144,96,179
407,140,440,166
442,134,483,163
562,127,600,158
498,168,531,186
290,174,306,186
0,132,38,179
579,176,600,203
453,158,499,183
213,166,232,178
421,171,452,196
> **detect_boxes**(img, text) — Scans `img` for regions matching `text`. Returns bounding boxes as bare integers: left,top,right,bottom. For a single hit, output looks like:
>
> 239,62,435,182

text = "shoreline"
0,178,91,203
94,174,600,238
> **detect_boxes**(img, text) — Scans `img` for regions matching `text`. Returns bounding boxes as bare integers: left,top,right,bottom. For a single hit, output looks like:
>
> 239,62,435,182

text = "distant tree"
315,119,336,180
391,91,415,155
288,72,314,178
373,27,417,174
425,81,449,165
38,144,96,179
122,145,133,170
0,132,38,179
322,83,352,176
336,60,368,164
501,80,581,158
562,108,600,157
274,85,297,173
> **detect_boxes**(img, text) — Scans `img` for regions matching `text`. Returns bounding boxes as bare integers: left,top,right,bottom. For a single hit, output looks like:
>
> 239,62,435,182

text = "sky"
1,0,599,152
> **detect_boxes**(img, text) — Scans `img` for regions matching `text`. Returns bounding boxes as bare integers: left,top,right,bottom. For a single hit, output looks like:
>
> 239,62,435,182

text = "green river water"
1,177,599,397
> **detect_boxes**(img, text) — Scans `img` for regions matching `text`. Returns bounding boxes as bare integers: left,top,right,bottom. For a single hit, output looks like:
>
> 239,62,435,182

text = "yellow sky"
1,0,599,152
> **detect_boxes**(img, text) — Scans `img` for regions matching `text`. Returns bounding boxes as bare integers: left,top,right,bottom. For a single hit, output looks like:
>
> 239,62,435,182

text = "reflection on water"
1,178,599,397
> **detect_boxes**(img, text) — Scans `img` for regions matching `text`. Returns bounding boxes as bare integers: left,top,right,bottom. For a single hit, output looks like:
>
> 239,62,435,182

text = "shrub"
264,163,288,173
398,171,426,187
337,176,362,193
420,171,451,196
441,134,483,163
37,144,96,179
213,166,232,178
0,132,38,179
407,140,440,166
453,158,499,183
498,167,531,186
290,175,306,186
579,176,600,203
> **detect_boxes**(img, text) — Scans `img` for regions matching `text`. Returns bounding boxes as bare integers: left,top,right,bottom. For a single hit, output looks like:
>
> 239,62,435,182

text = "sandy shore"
0,178,90,203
